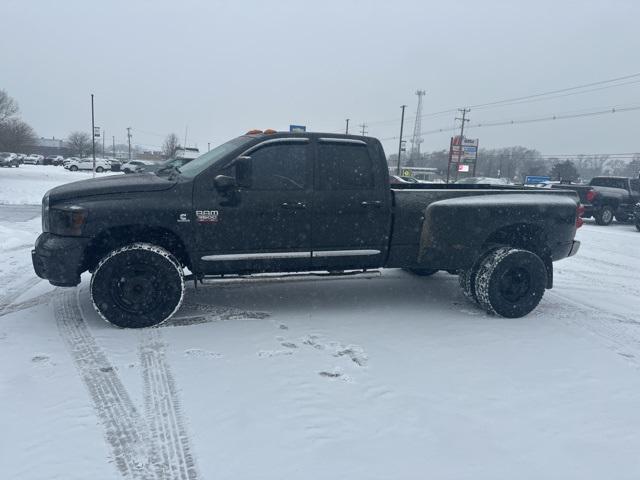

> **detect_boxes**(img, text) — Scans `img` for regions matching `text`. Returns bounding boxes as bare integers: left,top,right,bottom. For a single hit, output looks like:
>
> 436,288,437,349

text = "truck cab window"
317,143,374,190
249,143,307,190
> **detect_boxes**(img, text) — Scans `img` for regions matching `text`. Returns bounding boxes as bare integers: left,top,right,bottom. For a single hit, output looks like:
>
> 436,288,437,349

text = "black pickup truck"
32,131,582,327
552,176,640,225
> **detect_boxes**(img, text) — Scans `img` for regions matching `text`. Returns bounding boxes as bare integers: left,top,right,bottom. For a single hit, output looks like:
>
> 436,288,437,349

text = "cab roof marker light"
246,129,263,135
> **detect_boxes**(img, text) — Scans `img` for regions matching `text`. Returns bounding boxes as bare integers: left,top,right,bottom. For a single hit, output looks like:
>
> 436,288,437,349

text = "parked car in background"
63,157,80,166
44,155,64,166
64,157,111,172
389,175,413,184
107,159,122,172
120,160,155,174
15,153,27,164
0,152,20,167
137,156,195,174
551,176,640,225
455,177,512,185
23,154,44,164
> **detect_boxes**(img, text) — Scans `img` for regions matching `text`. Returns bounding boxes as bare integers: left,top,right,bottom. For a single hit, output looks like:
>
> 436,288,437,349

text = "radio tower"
409,90,426,163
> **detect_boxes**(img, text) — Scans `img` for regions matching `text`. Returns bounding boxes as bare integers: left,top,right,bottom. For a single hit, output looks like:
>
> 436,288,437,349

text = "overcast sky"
2,0,638,156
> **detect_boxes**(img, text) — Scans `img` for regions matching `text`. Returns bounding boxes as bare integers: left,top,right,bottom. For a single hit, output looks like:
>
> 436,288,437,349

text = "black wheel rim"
498,266,531,303
109,263,162,314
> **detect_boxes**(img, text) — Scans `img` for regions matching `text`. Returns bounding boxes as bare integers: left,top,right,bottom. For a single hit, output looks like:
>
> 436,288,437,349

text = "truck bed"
387,186,580,271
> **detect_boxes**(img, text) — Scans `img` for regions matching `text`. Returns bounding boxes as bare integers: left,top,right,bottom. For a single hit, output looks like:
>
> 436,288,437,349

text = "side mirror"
234,155,252,188
214,174,237,191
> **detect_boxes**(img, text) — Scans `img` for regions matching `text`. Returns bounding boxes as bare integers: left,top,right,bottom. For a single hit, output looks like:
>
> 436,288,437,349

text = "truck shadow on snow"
166,270,482,328
74,269,493,331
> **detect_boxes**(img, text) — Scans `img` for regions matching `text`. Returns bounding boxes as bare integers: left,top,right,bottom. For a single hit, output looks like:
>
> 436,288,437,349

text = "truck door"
194,138,313,273
311,138,391,269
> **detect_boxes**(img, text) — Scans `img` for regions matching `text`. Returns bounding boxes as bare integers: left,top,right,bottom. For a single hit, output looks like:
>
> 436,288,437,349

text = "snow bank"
0,165,121,205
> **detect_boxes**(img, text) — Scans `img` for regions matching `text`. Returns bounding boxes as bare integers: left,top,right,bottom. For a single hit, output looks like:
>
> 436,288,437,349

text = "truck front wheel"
594,205,614,225
90,243,184,328
474,247,547,318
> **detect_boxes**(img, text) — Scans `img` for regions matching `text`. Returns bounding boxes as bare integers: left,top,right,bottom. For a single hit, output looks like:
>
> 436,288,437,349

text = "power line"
379,103,640,140
467,72,640,110
361,71,640,130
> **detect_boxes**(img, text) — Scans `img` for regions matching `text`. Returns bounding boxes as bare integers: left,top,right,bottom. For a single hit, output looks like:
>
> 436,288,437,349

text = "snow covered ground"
1,207,640,479
0,164,120,205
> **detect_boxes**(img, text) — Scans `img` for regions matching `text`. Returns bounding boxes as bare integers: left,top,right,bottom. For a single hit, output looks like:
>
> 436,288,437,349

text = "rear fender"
416,194,578,273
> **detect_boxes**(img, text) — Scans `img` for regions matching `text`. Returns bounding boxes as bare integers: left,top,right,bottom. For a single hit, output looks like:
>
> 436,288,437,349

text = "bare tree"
0,118,36,152
0,89,19,124
67,131,92,157
162,133,180,159
550,160,579,182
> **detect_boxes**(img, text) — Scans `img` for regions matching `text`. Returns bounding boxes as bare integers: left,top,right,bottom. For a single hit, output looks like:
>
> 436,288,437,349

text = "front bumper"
31,233,90,287
568,240,581,258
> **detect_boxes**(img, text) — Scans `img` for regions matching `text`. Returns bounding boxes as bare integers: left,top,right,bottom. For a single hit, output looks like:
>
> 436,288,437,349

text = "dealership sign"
449,136,479,163
447,135,479,182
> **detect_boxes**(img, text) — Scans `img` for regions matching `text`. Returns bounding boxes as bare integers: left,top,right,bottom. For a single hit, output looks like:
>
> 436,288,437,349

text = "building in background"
24,137,71,157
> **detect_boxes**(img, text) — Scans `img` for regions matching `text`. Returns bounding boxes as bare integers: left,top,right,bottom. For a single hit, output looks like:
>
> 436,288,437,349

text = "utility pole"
112,136,116,159
126,127,132,162
396,104,407,175
91,94,96,178
102,131,105,157
453,108,470,181
359,123,367,136
208,142,211,152
345,118,350,134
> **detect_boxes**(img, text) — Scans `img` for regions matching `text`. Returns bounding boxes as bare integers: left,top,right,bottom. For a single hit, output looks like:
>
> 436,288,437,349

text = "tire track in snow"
546,291,640,366
0,290,52,318
140,329,200,480
54,290,156,479
0,276,41,316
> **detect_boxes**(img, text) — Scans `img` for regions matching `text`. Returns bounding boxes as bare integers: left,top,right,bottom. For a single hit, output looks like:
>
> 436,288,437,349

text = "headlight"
50,205,88,236
42,193,50,232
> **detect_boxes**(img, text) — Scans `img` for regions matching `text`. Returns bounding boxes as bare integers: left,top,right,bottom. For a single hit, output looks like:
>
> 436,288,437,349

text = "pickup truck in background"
552,176,640,225
32,131,582,328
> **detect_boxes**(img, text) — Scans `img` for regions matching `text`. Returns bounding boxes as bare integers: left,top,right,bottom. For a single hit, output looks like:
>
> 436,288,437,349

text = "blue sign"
289,125,306,132
524,175,551,185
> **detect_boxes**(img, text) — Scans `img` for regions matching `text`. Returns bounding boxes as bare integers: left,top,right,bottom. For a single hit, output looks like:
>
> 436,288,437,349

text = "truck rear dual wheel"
458,266,479,303
90,243,184,328
474,247,547,318
594,206,614,225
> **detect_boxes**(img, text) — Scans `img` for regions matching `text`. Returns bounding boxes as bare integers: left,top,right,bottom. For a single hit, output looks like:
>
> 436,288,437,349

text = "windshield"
590,177,628,189
178,136,254,178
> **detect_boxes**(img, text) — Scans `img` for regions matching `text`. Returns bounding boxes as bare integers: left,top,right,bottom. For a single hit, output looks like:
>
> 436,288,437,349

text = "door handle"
281,202,307,209
360,201,382,208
